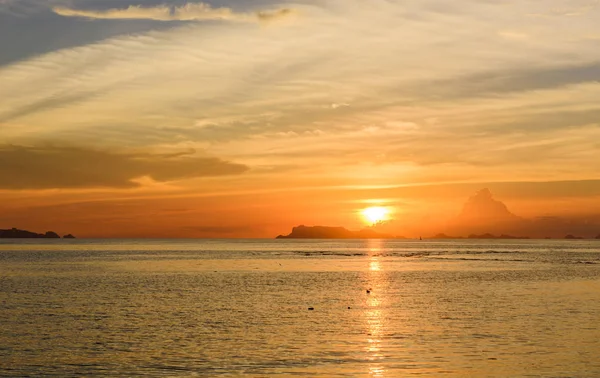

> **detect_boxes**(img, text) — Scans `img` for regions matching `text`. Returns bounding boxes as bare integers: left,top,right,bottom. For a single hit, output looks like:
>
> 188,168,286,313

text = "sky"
1,0,600,238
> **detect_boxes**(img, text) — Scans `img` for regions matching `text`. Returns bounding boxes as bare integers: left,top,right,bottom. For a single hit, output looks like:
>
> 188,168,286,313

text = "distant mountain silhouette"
430,233,461,239
456,188,521,223
467,233,529,239
445,188,527,236
527,216,600,239
443,189,600,238
277,189,600,240
429,232,527,239
0,228,74,238
276,225,396,239
564,234,584,240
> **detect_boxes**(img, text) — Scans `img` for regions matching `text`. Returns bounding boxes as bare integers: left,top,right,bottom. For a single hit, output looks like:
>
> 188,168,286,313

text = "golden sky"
1,0,600,237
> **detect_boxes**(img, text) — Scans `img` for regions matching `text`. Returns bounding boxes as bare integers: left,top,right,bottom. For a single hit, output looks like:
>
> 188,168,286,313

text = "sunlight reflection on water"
365,239,385,376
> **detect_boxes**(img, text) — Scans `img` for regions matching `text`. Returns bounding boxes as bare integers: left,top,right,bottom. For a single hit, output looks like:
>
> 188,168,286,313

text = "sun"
361,206,390,225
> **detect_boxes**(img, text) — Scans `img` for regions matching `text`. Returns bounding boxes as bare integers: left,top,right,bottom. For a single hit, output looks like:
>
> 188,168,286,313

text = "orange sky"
2,0,600,238
2,179,600,238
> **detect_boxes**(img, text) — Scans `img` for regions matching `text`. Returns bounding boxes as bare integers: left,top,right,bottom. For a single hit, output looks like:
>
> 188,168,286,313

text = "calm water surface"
1,239,600,377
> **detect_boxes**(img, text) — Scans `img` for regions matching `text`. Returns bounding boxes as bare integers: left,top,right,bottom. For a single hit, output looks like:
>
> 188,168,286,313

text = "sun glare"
361,206,389,224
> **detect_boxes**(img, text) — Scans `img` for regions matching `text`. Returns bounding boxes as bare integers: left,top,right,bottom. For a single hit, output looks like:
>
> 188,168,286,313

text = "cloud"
0,145,248,189
256,8,295,23
0,0,51,17
0,89,110,123
528,1,600,18
0,8,183,67
52,3,295,23
426,61,600,99
2,0,600,190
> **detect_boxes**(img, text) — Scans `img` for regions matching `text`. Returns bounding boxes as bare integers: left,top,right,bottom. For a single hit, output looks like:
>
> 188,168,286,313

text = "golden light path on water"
365,239,385,377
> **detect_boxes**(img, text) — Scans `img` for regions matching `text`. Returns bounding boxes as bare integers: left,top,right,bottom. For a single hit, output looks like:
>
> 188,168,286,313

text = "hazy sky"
1,0,600,237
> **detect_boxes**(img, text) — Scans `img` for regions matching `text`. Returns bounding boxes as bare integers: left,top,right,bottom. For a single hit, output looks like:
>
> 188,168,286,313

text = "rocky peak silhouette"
457,188,519,221
276,225,395,239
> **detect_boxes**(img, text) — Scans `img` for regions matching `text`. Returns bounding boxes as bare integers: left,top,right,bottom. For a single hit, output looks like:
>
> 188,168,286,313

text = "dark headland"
276,225,402,239
0,228,76,239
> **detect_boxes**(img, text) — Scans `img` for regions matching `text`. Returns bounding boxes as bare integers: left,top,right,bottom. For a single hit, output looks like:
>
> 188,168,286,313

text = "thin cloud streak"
52,3,296,23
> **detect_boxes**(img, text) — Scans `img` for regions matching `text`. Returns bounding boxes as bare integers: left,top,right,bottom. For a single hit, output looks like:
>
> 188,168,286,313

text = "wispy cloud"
528,0,599,17
2,0,600,191
52,2,296,23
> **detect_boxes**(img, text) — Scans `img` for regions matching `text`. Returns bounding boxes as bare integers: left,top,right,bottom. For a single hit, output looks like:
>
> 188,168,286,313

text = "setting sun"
361,206,390,225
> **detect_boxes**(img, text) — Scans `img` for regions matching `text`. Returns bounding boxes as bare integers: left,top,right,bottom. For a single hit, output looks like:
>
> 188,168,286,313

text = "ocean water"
1,239,600,377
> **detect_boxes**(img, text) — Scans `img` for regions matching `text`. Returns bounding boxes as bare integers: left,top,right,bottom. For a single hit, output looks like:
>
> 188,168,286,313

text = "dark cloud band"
0,145,248,189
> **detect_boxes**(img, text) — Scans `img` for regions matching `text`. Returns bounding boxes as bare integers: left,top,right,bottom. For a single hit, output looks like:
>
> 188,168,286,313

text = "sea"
1,238,600,377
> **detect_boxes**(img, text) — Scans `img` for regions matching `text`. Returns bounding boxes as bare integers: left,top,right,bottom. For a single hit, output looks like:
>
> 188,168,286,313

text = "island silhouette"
564,234,584,240
0,228,75,239
276,189,600,239
276,225,400,239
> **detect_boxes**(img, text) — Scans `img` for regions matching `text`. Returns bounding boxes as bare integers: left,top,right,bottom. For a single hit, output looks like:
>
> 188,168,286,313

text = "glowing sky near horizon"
1,0,600,237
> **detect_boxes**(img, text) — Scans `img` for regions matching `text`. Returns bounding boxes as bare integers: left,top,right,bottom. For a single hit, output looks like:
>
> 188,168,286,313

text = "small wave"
428,257,529,262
